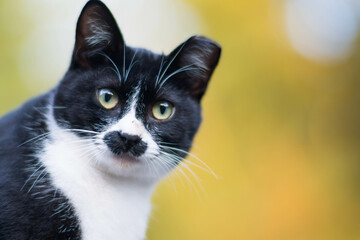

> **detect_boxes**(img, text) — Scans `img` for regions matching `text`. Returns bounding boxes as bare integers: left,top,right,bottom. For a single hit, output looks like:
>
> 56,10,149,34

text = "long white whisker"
158,64,200,89
19,127,98,147
66,129,98,134
182,159,214,175
167,159,201,199
157,42,186,85
161,151,213,176
144,158,154,177
98,52,122,83
162,166,178,194
21,163,43,191
123,45,126,79
155,156,178,193
124,50,138,83
179,161,206,196
160,156,185,186
155,54,165,87
160,145,217,178
27,168,48,193
18,132,51,147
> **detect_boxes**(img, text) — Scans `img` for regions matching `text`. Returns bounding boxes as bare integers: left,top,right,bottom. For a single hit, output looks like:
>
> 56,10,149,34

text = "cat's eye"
98,89,119,109
152,101,174,120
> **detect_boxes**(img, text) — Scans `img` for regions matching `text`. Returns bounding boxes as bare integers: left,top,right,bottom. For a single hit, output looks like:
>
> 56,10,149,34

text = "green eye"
98,89,119,109
152,101,174,120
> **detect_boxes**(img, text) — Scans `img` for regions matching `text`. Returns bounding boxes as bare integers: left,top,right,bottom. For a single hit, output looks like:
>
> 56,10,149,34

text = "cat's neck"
40,112,155,240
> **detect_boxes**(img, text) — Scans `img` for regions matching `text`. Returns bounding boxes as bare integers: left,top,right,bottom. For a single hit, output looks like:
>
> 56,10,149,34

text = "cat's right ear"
70,0,124,69
166,36,221,100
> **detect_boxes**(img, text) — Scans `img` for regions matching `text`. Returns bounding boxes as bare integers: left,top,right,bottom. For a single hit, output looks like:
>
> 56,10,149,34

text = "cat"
0,0,221,239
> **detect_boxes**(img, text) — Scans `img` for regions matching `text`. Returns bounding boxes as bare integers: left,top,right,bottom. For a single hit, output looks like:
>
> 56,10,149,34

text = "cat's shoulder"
0,91,54,137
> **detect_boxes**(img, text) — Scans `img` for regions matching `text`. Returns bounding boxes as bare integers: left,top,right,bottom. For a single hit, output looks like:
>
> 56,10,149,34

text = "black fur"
0,0,221,239
0,94,81,239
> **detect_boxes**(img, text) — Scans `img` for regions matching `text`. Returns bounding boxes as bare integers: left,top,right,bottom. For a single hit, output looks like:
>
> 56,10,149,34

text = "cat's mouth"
111,152,140,165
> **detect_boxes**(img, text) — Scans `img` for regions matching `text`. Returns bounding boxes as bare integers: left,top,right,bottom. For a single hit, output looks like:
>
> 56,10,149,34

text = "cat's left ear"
70,0,124,69
168,36,221,100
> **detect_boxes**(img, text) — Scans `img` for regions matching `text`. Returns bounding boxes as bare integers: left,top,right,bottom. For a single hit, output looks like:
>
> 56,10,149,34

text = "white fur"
41,117,155,240
39,92,170,240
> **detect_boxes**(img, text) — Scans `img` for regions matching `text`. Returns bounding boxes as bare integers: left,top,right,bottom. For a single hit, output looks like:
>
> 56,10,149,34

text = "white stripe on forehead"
108,86,142,135
103,87,158,157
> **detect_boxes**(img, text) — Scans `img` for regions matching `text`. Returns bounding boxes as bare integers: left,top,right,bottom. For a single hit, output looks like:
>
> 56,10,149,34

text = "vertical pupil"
104,93,112,102
160,104,167,115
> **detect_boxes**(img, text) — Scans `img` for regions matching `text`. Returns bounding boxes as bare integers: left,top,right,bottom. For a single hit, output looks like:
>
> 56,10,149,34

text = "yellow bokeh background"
1,0,360,239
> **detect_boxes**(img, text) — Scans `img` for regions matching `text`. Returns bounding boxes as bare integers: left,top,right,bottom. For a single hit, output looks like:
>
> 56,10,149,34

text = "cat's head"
52,0,221,180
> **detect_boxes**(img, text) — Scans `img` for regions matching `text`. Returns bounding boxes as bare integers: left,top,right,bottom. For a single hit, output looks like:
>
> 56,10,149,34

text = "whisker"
27,168,48,193
156,157,178,193
163,157,202,199
160,157,186,187
182,159,213,175
149,158,162,179
98,52,122,83
67,129,98,135
160,145,217,178
143,158,154,177
21,163,44,191
123,45,126,79
19,128,98,148
155,54,165,87
35,106,66,110
158,65,202,90
124,50,138,83
179,161,206,195
160,151,213,175
18,132,51,147
157,42,186,85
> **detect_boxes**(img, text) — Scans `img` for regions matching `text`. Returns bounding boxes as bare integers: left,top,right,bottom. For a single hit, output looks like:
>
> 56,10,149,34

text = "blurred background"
1,0,360,239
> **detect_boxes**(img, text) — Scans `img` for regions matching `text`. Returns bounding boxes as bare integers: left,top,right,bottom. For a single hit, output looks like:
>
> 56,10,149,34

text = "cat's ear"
70,0,124,69
168,36,221,100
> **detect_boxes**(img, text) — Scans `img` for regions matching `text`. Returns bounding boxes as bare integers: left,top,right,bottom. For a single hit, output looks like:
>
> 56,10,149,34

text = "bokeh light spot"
285,0,359,63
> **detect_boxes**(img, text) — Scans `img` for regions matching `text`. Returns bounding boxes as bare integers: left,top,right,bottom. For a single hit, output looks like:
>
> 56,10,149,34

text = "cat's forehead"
125,48,163,74
98,47,164,89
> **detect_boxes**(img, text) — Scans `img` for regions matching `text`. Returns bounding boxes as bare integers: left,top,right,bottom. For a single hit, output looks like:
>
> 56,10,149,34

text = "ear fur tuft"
167,35,221,100
71,0,124,69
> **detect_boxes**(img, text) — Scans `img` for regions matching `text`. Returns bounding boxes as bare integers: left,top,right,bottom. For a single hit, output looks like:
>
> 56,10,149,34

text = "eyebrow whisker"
98,52,122,84
157,42,186,86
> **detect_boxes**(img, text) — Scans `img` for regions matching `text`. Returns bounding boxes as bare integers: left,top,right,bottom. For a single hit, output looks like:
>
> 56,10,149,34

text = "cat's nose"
118,132,141,148
104,131,147,156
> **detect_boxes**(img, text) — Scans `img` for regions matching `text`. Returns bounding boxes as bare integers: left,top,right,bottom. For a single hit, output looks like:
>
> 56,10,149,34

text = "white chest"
40,133,154,240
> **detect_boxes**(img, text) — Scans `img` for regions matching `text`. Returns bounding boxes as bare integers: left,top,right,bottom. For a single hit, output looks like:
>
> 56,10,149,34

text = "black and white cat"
0,1,221,239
